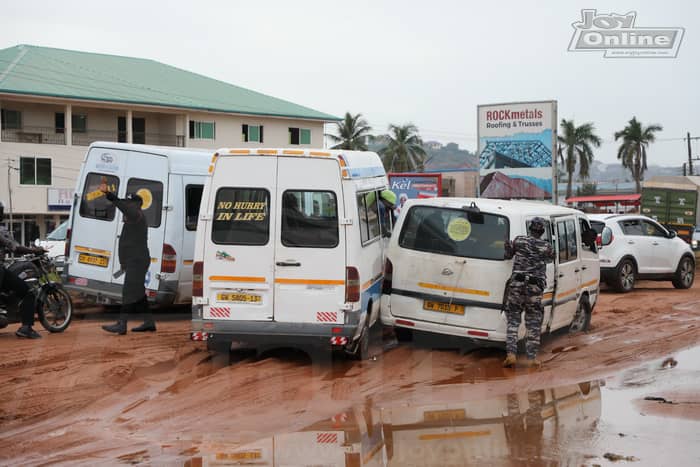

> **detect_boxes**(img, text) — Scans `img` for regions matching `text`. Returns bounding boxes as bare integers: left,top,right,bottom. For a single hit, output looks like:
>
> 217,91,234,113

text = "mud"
0,279,699,465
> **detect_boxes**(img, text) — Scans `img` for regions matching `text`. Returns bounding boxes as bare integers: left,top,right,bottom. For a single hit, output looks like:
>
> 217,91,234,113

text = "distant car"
589,214,695,292
693,226,700,251
37,220,68,273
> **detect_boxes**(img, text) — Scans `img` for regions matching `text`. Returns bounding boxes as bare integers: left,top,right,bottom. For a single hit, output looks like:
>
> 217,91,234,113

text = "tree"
326,112,372,150
576,182,598,196
614,117,663,193
379,124,427,172
558,119,602,200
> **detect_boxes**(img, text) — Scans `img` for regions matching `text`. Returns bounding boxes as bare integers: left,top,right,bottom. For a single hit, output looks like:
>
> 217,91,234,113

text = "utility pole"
6,157,13,231
688,132,693,176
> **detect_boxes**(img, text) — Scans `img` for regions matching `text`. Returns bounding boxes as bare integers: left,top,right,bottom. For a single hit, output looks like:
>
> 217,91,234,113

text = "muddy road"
1,280,699,466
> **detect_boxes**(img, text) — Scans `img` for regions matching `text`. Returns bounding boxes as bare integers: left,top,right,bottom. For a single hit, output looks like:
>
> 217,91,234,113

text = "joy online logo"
569,10,684,58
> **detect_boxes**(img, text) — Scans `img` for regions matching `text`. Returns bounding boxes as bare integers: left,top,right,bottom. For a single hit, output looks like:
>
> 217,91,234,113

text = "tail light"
193,261,203,297
161,243,177,273
345,266,360,303
595,234,602,247
64,227,71,258
382,259,393,294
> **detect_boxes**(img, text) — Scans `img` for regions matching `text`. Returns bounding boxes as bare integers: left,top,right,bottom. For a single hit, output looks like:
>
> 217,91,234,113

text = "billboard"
477,101,557,202
387,173,442,218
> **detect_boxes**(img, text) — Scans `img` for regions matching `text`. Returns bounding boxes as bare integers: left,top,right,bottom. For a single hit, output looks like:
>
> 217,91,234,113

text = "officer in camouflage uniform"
502,217,554,368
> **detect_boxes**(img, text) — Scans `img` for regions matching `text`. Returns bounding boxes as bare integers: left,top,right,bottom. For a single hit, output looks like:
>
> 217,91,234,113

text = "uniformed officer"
99,183,156,334
502,217,554,368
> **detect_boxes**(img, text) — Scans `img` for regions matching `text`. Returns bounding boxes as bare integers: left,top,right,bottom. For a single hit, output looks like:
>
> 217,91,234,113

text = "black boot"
102,319,127,335
131,320,156,332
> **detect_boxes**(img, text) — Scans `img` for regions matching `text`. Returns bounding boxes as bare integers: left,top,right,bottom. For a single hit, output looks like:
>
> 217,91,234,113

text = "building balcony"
72,130,185,147
1,126,66,145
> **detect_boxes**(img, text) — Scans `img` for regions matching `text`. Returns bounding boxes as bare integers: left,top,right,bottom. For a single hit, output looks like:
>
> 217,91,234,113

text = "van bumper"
191,318,359,345
64,276,123,305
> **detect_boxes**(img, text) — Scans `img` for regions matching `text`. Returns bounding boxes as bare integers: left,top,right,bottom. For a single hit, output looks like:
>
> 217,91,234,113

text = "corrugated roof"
0,44,339,121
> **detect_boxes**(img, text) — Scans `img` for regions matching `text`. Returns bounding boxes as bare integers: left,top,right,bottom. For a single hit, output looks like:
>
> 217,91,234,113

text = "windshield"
47,221,69,240
399,205,509,260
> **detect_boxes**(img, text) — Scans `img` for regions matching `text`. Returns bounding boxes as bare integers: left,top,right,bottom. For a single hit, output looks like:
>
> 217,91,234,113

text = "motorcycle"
0,253,73,333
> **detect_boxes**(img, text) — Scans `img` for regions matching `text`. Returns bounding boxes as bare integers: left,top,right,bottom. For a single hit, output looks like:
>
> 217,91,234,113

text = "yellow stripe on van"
282,149,305,155
74,246,111,256
362,274,383,291
582,279,599,288
419,430,491,441
556,288,577,300
257,149,277,155
208,165,214,173
309,151,331,157
150,258,158,263
229,149,250,155
209,275,266,283
275,278,344,286
183,260,194,265
418,282,490,297
543,292,554,300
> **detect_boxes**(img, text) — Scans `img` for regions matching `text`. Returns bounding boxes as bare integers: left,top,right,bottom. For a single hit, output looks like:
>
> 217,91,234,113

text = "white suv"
589,214,695,292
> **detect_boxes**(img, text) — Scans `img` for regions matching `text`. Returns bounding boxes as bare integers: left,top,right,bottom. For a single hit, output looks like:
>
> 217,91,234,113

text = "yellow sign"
215,200,267,222
136,188,153,210
447,218,471,241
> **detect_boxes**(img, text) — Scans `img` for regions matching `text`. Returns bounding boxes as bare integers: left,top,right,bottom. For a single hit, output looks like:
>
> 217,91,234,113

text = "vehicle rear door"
69,148,127,284
117,159,169,293
203,156,277,321
177,178,204,300
273,157,346,324
641,219,675,273
551,216,580,330
617,219,654,273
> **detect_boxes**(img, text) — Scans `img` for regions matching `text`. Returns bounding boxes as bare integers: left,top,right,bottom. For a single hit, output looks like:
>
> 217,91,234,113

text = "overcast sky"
2,0,698,167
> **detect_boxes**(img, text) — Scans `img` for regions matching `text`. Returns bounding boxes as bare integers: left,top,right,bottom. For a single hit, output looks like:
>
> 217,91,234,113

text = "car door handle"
574,269,580,273
581,266,588,270
276,261,301,267
558,273,565,278
652,242,659,245
627,241,635,245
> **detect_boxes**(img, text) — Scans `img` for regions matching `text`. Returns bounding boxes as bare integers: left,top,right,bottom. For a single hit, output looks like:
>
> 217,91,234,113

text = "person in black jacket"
0,202,45,338
99,183,156,334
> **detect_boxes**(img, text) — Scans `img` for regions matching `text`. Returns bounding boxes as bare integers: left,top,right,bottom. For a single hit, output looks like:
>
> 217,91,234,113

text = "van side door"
578,216,600,298
551,216,581,330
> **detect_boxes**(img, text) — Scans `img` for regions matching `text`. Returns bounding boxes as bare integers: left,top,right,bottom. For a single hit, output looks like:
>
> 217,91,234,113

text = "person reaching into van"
502,217,553,368
99,183,156,334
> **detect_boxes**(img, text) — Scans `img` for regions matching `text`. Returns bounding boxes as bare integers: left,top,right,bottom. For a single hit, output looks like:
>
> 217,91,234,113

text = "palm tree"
558,119,602,200
326,112,372,150
379,124,427,172
614,117,663,193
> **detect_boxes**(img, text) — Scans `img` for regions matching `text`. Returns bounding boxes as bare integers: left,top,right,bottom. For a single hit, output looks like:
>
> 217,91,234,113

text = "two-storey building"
0,44,339,244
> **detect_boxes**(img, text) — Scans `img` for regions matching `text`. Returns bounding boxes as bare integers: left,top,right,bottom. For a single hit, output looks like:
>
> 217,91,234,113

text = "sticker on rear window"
447,218,471,241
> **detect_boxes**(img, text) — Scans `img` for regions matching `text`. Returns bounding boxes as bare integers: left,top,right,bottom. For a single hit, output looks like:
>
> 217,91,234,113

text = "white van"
381,198,600,347
190,148,390,359
64,142,212,305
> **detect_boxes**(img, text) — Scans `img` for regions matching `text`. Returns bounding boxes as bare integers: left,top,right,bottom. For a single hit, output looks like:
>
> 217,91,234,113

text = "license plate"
217,292,262,303
423,300,465,315
78,253,109,267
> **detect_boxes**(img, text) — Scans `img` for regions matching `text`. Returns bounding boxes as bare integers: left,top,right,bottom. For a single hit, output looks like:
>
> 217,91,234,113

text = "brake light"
64,227,71,257
345,266,360,303
595,234,601,247
193,261,203,297
382,259,393,294
161,243,177,273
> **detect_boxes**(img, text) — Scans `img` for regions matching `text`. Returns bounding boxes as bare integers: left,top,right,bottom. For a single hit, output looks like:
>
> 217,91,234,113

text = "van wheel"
569,297,591,333
672,256,695,289
207,338,232,353
349,322,371,361
612,259,635,293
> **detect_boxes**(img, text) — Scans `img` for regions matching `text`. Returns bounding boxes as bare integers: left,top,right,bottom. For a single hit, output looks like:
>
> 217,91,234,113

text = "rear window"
399,206,509,260
590,220,605,234
212,188,270,245
281,190,338,248
79,172,120,221
125,178,163,228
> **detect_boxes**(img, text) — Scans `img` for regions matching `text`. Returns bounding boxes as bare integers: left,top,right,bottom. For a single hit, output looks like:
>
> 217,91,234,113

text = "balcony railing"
1,126,66,145
72,130,185,147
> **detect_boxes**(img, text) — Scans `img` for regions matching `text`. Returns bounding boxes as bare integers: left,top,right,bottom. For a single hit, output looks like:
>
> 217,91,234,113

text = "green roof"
0,44,339,121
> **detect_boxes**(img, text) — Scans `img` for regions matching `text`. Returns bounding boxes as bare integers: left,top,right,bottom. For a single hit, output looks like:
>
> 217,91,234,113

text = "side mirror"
601,227,613,247
667,230,677,239
34,238,42,247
